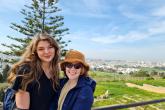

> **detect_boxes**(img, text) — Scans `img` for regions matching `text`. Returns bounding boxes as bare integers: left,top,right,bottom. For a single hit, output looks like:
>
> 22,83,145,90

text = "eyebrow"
37,47,45,49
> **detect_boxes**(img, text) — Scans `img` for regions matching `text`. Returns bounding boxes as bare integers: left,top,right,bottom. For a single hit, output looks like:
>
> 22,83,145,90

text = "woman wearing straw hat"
51,50,96,110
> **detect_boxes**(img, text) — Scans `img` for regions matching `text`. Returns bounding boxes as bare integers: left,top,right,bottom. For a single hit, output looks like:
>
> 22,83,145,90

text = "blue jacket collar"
62,76,96,92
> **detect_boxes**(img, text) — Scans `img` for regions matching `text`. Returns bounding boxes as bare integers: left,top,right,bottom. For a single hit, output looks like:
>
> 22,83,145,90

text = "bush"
2,64,11,82
89,71,97,77
0,83,9,102
162,76,165,79
132,70,150,77
146,77,154,80
0,73,3,83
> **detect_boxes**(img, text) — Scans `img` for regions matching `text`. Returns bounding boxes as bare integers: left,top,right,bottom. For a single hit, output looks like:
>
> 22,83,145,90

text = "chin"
44,58,53,62
68,76,79,80
42,60,52,63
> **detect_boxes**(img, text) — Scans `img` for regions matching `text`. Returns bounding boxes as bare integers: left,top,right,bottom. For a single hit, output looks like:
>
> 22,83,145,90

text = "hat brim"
60,59,89,71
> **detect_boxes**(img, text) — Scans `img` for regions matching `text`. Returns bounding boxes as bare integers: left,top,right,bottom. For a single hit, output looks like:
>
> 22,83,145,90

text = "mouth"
69,71,76,75
44,55,52,58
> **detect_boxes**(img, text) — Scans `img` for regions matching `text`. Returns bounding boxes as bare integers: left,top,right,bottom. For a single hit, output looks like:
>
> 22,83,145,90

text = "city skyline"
0,0,165,62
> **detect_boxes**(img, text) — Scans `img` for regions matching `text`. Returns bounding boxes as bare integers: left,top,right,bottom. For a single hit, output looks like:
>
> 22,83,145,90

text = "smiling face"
65,62,82,80
36,40,55,64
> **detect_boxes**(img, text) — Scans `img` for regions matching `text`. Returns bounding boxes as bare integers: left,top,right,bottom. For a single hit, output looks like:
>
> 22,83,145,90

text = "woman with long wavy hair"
7,32,60,110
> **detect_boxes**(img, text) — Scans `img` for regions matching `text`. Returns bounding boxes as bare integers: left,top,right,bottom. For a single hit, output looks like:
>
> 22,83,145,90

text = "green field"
1,71,165,110
92,71,165,110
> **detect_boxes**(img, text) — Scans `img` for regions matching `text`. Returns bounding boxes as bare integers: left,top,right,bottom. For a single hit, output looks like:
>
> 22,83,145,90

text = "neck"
42,62,50,68
68,78,78,85
42,62,50,73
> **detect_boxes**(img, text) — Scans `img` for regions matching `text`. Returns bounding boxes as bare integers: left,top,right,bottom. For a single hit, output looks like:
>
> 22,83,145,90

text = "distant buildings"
87,59,165,74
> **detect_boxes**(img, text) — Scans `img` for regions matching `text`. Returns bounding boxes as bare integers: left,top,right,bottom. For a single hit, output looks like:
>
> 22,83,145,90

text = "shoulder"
59,78,68,87
78,76,96,92
74,85,94,103
16,63,31,75
79,85,93,94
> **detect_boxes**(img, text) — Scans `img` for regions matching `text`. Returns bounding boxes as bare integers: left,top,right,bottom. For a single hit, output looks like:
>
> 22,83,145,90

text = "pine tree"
0,0,70,63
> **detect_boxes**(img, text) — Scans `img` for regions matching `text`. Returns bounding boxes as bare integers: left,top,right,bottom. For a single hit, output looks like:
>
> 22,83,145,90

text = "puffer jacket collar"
61,76,96,92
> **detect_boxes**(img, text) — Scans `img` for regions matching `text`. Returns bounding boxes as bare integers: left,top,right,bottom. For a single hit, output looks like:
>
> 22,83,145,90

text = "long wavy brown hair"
7,32,60,91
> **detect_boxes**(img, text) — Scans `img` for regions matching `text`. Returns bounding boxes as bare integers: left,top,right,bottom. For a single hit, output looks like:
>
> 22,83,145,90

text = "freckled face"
36,40,55,63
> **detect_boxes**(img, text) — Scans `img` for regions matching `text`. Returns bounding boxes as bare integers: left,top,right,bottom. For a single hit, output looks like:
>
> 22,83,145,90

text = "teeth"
69,72,76,75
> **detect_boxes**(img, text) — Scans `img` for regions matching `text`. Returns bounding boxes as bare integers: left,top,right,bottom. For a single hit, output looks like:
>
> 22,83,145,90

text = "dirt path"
126,83,165,94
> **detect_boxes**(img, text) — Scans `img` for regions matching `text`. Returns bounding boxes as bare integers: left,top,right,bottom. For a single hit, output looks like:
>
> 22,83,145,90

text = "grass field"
0,71,165,110
92,71,165,110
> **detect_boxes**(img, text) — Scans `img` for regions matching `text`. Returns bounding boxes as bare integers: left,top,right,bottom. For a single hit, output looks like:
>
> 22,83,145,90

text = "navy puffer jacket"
50,76,96,110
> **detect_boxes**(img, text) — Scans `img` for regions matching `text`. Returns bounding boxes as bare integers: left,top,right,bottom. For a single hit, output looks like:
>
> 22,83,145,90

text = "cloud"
91,20,165,44
64,11,110,19
121,11,147,20
59,0,110,19
148,20,165,34
0,0,28,12
118,5,148,20
82,0,102,13
91,32,148,44
64,32,88,40
152,6,165,17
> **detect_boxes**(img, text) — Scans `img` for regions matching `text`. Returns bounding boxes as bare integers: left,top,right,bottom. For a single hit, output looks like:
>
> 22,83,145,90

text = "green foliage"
0,64,10,83
0,0,70,63
0,73,3,83
159,72,165,77
0,83,9,102
2,64,11,82
89,71,97,77
132,69,150,77
146,77,154,80
150,70,158,76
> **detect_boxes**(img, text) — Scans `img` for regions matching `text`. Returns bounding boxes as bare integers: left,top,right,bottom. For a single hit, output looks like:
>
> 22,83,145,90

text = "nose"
70,66,76,70
44,48,49,53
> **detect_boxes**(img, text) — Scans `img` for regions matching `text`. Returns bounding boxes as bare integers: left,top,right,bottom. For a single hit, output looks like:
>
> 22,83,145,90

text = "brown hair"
8,32,60,90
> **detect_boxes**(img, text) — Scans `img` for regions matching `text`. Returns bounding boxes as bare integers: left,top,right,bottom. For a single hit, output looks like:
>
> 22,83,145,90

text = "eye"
38,48,44,51
65,63,73,68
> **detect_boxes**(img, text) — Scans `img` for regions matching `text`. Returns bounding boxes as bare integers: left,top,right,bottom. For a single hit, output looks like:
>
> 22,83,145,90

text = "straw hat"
60,50,89,71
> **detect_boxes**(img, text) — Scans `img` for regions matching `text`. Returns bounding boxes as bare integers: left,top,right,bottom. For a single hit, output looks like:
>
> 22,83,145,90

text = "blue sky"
0,0,165,62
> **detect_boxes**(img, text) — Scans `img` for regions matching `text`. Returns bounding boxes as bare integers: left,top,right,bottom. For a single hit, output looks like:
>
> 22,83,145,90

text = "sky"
0,0,165,62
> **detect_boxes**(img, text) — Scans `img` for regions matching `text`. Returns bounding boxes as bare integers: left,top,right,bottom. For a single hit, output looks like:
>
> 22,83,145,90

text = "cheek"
76,69,81,75
65,68,70,73
36,52,42,58
51,48,55,54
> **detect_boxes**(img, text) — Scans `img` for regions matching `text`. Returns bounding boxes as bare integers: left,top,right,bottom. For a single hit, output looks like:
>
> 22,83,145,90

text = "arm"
12,64,31,109
72,86,94,110
15,89,30,109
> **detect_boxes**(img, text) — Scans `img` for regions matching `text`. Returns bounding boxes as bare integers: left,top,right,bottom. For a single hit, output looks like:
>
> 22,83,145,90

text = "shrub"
146,77,154,80
0,83,9,102
162,76,165,79
2,64,11,82
89,71,97,77
132,70,150,77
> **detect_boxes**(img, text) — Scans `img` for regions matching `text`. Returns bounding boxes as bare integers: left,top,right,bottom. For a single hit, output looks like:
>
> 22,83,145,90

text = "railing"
0,98,165,110
92,98,165,110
